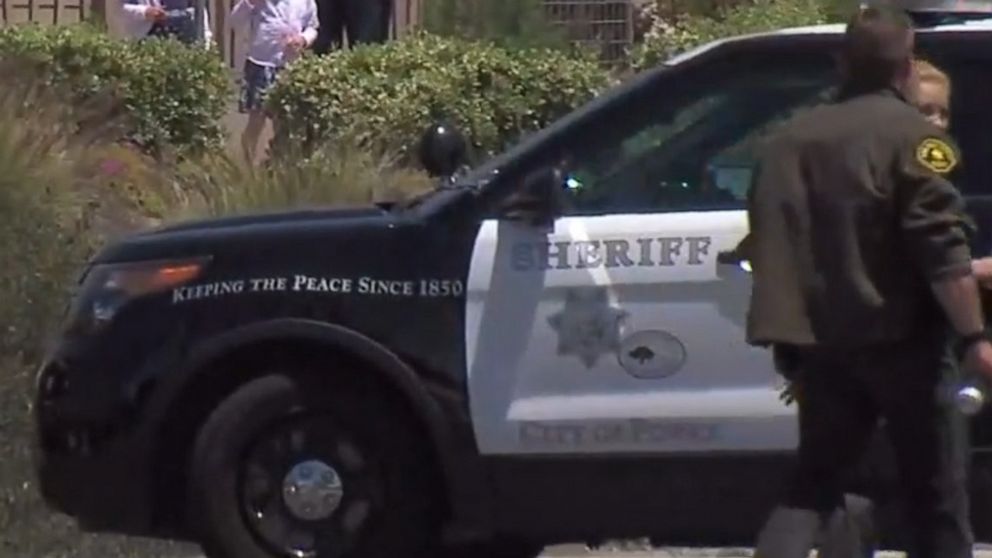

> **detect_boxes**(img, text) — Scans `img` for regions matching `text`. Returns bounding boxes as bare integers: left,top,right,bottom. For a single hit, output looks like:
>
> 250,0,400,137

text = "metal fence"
653,0,749,18
540,0,745,65
1,0,88,25
544,0,634,63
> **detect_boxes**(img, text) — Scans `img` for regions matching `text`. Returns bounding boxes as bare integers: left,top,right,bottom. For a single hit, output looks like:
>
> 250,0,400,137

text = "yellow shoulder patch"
915,137,958,174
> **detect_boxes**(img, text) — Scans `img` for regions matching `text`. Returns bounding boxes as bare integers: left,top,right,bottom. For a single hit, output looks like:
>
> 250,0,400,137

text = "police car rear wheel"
187,372,440,558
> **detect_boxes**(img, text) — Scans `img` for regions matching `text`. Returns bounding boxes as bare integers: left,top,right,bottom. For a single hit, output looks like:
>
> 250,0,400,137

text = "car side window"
916,39,992,256
555,48,838,216
920,50,992,197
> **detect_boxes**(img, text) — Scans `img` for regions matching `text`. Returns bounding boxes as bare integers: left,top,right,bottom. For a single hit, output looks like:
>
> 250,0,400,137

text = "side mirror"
418,121,468,182
499,165,568,228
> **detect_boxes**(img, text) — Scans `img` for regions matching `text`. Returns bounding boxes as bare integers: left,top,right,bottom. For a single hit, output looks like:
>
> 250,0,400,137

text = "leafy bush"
0,58,194,360
631,0,835,71
0,68,103,361
0,23,230,154
422,0,570,50
267,32,612,163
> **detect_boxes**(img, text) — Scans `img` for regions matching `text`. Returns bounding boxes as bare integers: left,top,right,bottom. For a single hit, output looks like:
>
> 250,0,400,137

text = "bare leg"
241,109,268,165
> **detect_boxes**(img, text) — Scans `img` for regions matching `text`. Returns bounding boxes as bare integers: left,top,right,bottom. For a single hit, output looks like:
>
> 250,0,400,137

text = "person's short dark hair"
842,5,915,91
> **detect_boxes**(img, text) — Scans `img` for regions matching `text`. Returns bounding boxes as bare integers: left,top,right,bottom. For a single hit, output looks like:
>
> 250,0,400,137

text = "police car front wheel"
186,371,442,558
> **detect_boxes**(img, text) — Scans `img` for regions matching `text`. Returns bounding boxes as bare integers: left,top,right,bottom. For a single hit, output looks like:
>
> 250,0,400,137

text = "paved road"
543,552,751,557
176,550,985,558
176,543,992,557
537,545,992,557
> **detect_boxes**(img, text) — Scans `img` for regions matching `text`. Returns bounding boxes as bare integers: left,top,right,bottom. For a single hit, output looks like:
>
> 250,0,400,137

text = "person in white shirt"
230,0,319,163
119,0,212,46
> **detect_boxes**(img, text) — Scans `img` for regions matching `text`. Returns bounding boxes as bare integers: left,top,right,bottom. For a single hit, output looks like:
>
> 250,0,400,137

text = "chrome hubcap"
281,459,344,521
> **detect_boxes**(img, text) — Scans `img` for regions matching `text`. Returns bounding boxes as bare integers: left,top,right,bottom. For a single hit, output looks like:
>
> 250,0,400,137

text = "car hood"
140,205,393,236
89,203,409,265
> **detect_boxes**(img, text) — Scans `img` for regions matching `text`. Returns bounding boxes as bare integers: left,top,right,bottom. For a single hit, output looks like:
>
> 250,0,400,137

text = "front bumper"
33,357,157,535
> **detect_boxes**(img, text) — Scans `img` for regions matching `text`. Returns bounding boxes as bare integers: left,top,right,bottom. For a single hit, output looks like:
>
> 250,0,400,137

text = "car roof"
666,16,992,66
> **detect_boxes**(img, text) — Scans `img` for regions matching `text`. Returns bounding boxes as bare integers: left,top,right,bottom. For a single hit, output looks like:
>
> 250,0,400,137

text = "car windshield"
410,40,842,217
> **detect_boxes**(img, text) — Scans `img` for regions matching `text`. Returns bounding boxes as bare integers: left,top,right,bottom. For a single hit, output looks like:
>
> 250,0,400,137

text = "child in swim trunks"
230,0,319,163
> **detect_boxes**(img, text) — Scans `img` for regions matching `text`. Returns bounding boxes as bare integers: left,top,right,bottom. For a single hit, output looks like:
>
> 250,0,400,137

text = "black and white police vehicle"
32,1,992,556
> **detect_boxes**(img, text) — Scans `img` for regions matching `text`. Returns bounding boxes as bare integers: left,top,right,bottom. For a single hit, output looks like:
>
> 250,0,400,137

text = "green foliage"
268,32,612,163
0,65,106,361
0,23,230,154
422,0,570,50
631,0,836,71
174,139,435,219
819,0,861,20
0,58,197,361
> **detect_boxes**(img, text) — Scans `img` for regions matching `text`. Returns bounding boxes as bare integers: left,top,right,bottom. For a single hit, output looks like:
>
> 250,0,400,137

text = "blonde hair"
913,59,952,96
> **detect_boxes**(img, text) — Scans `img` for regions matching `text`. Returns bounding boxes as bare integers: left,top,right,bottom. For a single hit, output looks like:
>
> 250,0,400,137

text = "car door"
912,31,992,541
464,39,841,456
915,31,992,255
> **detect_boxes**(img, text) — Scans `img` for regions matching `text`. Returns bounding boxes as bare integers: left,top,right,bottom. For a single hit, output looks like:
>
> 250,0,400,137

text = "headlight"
99,259,207,297
64,256,210,334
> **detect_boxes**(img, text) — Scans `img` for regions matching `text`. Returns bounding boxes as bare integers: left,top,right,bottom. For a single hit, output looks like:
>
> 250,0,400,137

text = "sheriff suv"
33,2,992,557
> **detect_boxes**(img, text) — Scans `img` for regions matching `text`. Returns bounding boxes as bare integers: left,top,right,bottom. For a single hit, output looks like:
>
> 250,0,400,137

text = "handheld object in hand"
147,0,198,44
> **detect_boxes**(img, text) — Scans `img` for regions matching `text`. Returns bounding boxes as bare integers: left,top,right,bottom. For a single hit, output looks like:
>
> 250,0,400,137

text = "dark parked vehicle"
33,2,992,556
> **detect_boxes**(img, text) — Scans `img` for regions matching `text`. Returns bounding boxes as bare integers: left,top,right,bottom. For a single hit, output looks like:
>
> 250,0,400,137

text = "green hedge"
0,23,230,154
0,63,100,359
267,32,613,162
422,0,571,50
631,0,837,71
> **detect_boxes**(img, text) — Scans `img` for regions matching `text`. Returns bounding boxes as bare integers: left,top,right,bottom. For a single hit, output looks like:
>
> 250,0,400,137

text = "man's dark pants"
313,0,391,54
755,325,973,558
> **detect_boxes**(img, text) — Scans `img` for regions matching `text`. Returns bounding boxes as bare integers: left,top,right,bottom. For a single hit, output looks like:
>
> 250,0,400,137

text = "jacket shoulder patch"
915,137,958,174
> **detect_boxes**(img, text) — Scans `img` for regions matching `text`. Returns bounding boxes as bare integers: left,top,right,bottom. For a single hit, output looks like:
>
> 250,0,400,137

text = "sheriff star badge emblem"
547,287,628,369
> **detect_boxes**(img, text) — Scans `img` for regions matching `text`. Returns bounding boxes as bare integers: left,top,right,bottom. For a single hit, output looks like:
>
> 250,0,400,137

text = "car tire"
187,370,441,558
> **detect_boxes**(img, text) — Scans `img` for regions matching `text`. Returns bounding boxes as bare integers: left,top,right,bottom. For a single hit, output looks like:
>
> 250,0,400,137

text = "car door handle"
717,250,752,273
717,250,741,265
